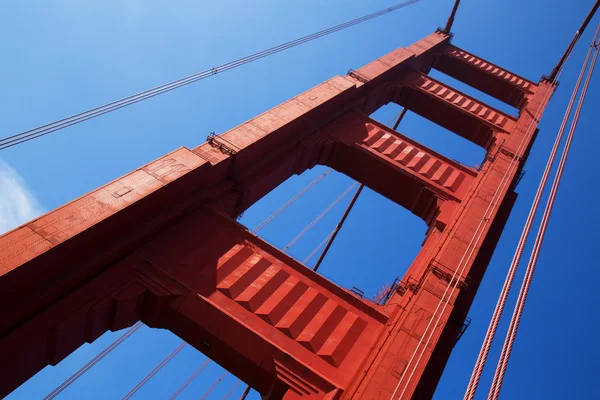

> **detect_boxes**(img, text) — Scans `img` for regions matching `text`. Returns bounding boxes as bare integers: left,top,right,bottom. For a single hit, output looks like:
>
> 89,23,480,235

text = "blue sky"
1,0,599,399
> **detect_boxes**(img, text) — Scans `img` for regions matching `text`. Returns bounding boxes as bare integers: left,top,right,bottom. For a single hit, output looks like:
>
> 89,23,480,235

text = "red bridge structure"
0,1,598,399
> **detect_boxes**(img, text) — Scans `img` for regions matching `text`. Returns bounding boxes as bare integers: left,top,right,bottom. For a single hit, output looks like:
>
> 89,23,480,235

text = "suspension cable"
390,44,563,400
283,182,358,251
199,371,229,400
0,0,424,152
222,380,241,400
241,110,407,398
312,184,364,272
122,342,187,400
488,27,599,400
43,322,143,400
304,229,334,264
252,169,332,233
239,385,251,400
464,23,600,400
443,0,462,33
309,107,407,271
547,0,599,82
392,108,408,130
168,359,211,400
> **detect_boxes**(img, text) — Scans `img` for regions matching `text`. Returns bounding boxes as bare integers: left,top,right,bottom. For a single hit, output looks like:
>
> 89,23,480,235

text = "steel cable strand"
200,371,229,400
168,359,211,400
0,0,423,151
238,385,251,399
463,24,600,400
488,31,600,400
390,59,561,400
122,342,187,400
283,182,358,251
304,229,335,263
222,380,241,400
43,322,143,400
252,169,332,234
310,109,405,273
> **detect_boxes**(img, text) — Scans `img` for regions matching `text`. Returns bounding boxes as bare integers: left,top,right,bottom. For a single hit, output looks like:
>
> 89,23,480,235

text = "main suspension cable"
43,322,143,400
122,342,187,400
488,26,599,400
443,0,462,33
464,22,600,400
547,0,599,82
390,47,563,400
168,359,211,400
0,0,423,151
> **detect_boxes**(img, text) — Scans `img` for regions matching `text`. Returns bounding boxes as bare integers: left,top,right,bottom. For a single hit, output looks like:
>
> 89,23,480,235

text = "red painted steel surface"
435,45,536,108
0,30,554,399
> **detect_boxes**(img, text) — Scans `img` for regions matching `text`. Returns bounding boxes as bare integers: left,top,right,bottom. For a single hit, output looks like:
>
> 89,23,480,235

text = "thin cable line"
464,23,600,400
252,169,332,234
0,0,423,151
488,29,599,400
304,229,335,263
168,359,211,400
122,342,187,400
238,385,251,400
390,56,560,400
222,380,241,400
43,322,143,400
283,182,358,251
199,371,229,400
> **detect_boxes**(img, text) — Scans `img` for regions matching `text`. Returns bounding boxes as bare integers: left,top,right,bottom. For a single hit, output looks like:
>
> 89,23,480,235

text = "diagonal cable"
43,322,143,400
283,182,358,251
122,342,187,400
0,0,423,151
168,359,211,400
252,168,332,233
200,371,229,400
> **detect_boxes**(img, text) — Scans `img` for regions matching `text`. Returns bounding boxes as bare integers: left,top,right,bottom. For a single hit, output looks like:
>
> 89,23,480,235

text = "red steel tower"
0,29,554,399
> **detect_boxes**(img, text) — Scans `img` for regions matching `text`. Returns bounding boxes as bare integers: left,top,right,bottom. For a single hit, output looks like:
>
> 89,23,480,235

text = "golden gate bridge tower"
1,0,599,399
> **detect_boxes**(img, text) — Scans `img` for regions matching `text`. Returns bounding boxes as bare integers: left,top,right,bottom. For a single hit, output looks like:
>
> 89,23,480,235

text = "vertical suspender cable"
43,322,143,400
168,359,211,400
488,26,599,400
463,23,600,400
122,342,187,400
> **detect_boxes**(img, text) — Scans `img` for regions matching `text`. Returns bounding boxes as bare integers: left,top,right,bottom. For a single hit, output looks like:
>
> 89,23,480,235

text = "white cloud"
0,162,44,235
